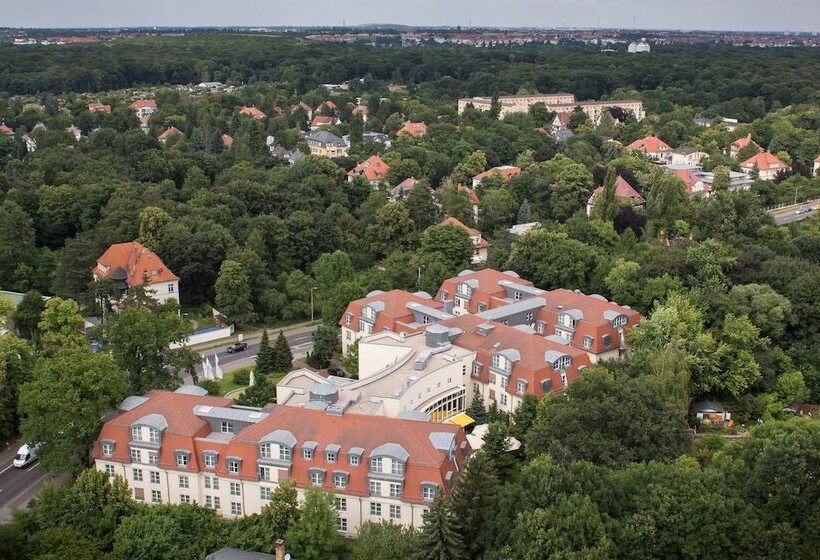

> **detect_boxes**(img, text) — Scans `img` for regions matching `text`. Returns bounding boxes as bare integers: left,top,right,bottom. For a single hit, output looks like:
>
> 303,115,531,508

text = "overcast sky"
5,0,820,33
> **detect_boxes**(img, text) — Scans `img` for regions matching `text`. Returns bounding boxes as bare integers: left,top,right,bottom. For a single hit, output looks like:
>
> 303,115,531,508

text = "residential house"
21,134,37,153
671,147,708,166
339,289,452,355
239,106,267,121
674,168,710,197
728,133,761,159
585,175,645,216
508,222,540,236
306,131,348,158
390,177,419,200
353,104,369,121
627,136,673,163
271,107,285,117
362,132,391,147
396,122,428,138
93,241,180,305
88,101,111,113
65,125,82,141
310,115,341,130
457,94,645,122
692,400,731,426
158,127,182,144
440,216,489,264
92,387,468,536
0,124,14,136
222,134,234,149
317,100,338,114
740,152,789,181
292,101,314,119
471,165,521,188
347,155,389,186
693,116,714,127
129,99,157,119
551,112,570,132
456,184,481,224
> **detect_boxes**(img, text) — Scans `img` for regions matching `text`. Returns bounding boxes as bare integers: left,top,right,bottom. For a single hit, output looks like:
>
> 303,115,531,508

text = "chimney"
275,539,285,560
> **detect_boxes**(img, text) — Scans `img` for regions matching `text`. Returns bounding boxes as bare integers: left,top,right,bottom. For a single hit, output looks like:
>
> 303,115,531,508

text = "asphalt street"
195,328,317,375
0,455,50,522
770,203,817,225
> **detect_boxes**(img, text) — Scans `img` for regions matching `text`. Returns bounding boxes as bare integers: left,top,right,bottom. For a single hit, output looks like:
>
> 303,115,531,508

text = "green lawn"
217,367,285,400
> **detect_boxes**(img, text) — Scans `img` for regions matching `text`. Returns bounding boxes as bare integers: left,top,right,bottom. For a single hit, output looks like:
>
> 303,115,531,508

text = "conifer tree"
517,198,532,224
414,495,464,560
466,386,490,425
481,422,515,479
451,451,500,559
272,330,293,373
256,329,273,375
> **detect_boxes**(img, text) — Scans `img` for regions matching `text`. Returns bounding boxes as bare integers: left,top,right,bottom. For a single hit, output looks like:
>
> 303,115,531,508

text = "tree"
466,386,490,425
479,188,517,233
517,198,533,224
526,368,690,467
365,203,416,259
505,230,600,292
105,298,196,393
594,166,620,221
406,183,439,232
414,495,464,560
568,106,592,131
37,297,87,355
308,324,337,369
451,150,487,185
215,259,256,325
418,224,473,268
0,200,37,291
256,329,274,375
725,283,791,341
0,335,34,446
512,393,539,439
352,521,418,560
12,290,45,340
272,330,294,372
482,422,515,478
545,155,595,221
284,488,341,560
451,451,499,559
18,348,127,474
312,251,354,294
236,372,278,407
437,181,475,226
137,206,172,252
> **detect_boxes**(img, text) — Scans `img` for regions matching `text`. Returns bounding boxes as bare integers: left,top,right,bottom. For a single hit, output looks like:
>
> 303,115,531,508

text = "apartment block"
458,94,645,123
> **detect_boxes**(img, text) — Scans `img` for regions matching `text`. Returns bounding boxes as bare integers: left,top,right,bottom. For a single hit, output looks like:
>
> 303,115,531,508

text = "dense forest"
0,36,819,560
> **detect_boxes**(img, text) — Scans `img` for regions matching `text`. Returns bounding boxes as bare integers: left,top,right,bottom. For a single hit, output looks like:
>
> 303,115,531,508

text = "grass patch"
214,367,286,400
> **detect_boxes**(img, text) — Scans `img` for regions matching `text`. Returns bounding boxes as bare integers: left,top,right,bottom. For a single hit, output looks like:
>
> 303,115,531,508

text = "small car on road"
226,342,249,354
794,207,812,215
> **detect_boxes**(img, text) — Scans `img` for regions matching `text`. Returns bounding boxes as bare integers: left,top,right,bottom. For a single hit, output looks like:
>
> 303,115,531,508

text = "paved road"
0,456,50,522
195,328,317,376
770,203,817,225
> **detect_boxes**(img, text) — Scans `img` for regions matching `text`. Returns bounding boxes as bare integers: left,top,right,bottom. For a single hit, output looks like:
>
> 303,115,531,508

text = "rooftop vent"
476,323,495,336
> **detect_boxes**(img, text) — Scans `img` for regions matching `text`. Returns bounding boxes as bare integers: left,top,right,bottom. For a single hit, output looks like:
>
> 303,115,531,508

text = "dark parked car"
226,342,249,354
328,367,345,377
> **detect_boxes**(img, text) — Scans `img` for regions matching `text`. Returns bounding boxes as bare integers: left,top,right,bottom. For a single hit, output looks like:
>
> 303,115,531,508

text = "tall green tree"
451,451,499,559
215,259,256,325
12,290,45,341
414,495,464,560
0,335,34,446
308,324,337,369
256,329,273,375
466,386,490,425
352,521,418,560
284,488,341,560
272,330,294,372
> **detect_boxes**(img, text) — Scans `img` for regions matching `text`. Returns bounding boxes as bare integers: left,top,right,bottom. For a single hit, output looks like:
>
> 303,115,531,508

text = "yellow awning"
444,412,475,428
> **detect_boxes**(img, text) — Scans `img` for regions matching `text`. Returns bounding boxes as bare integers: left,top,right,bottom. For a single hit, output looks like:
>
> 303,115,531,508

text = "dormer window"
259,443,272,459
553,355,572,370
148,428,160,444
557,314,576,329
221,421,234,434
362,305,375,320
611,315,627,328
370,457,382,472
227,458,241,474
280,446,292,461
130,426,141,441
101,441,114,456
492,353,510,372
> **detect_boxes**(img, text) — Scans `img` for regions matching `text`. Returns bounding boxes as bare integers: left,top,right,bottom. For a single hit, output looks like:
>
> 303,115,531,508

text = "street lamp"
310,286,318,322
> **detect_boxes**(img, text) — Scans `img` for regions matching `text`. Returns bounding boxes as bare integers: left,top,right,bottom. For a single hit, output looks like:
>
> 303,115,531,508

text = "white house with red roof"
627,136,673,163
670,147,708,166
397,122,428,138
158,127,182,144
471,165,521,188
310,115,341,130
221,134,234,149
390,177,419,200
585,175,645,216
740,152,789,181
674,168,710,197
728,133,761,159
93,386,469,535
353,104,369,121
129,99,157,119
239,106,267,121
65,125,82,141
93,241,179,305
347,155,389,186
440,216,489,264
88,101,111,113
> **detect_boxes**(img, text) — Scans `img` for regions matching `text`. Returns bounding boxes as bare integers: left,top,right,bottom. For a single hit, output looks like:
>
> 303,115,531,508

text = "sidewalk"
188,320,321,353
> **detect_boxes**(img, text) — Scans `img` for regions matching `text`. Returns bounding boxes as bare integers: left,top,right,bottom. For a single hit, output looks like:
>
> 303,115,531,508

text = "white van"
13,443,40,468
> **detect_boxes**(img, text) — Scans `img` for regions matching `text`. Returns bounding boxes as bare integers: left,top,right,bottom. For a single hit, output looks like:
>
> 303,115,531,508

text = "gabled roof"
397,122,428,137
730,133,760,152
457,184,480,205
239,106,266,120
347,155,389,182
627,135,672,153
340,289,446,331
222,134,234,148
674,168,709,196
158,126,182,140
88,101,111,113
740,151,788,171
129,99,157,110
440,216,488,248
94,241,178,286
472,165,521,184
311,115,337,127
590,176,645,205
0,124,14,136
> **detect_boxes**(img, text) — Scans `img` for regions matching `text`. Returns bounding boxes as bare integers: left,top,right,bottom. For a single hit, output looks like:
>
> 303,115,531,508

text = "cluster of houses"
92,266,641,536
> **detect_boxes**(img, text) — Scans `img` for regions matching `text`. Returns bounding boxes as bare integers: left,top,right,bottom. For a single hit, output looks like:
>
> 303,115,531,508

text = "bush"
197,380,221,395
232,369,251,385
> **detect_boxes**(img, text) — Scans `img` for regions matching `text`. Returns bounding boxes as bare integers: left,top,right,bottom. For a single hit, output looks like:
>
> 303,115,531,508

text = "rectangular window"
258,466,271,481
260,487,272,501
583,336,593,349
221,422,234,434
102,442,113,456
422,486,437,501
228,461,240,474
259,443,272,459
335,497,347,512
150,471,160,484
337,518,348,532
178,475,189,489
177,454,189,467
370,457,382,472
179,494,190,504
501,393,508,406
133,488,144,501
229,482,241,496
151,490,162,503
477,302,486,312
369,480,381,496
130,448,141,463
231,502,242,516
204,476,211,489
303,448,313,460
148,452,158,466
516,379,526,394
472,363,481,377
391,461,404,476
168,284,174,293
334,473,347,488
326,452,337,463
349,454,360,466
130,426,141,441
279,447,291,461
148,428,160,444
370,502,382,516
344,313,352,325
525,312,534,322
206,496,221,510
389,483,402,498
204,454,217,468
105,464,115,477
389,504,401,520
133,469,143,482
310,471,323,486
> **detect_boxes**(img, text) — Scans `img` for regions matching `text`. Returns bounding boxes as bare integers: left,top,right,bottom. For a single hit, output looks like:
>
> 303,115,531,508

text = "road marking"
0,464,12,476
27,463,38,472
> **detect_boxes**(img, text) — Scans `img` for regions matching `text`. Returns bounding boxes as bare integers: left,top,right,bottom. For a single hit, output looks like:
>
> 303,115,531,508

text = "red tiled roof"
740,151,788,171
272,106,285,116
438,314,592,397
340,289,445,333
347,155,389,182
456,184,480,206
353,105,369,116
158,126,181,140
222,134,234,148
88,102,111,113
311,115,337,128
318,100,337,112
0,124,14,136
730,133,760,154
440,216,488,249
93,390,468,504
129,99,157,110
627,135,672,154
590,175,645,205
397,122,428,137
472,166,521,184
93,241,178,286
239,106,267,120
396,177,418,189
438,269,533,314
674,169,709,196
